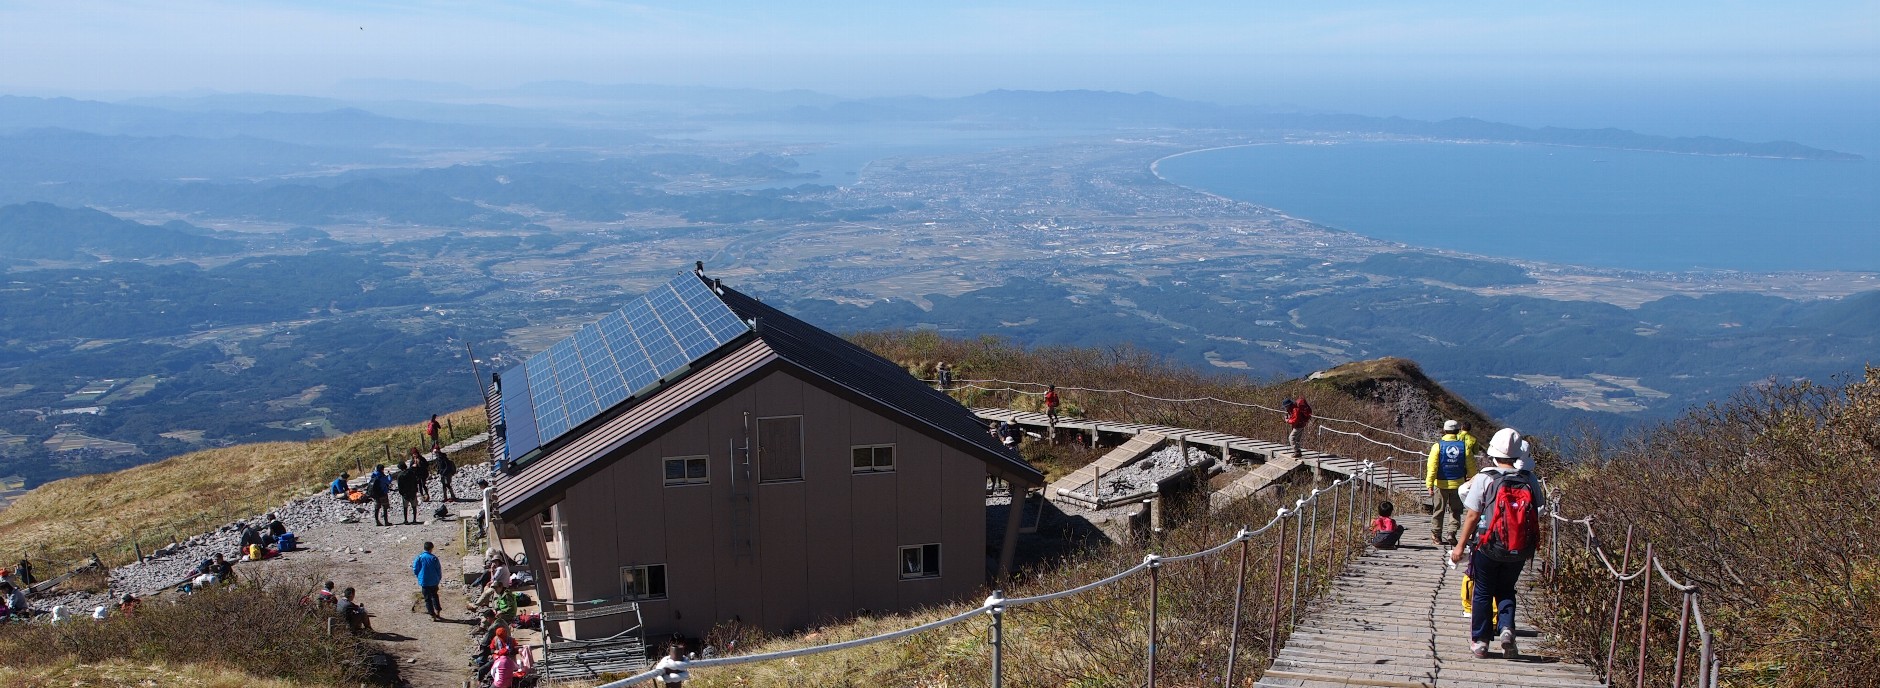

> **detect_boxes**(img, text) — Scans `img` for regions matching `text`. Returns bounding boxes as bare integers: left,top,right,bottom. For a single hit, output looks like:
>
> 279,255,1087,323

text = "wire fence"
593,465,1387,687
1544,492,1722,688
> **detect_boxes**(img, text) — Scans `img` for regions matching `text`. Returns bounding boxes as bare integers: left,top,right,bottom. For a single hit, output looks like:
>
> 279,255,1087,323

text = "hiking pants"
1469,550,1524,642
1431,488,1464,541
1287,426,1305,455
421,585,441,616
373,495,391,524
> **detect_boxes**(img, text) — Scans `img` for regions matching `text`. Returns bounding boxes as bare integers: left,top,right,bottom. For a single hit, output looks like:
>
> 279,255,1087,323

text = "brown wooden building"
485,270,1044,640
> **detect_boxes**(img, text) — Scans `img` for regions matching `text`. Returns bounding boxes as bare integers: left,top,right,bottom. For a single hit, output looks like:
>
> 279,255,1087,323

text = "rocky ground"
34,462,496,688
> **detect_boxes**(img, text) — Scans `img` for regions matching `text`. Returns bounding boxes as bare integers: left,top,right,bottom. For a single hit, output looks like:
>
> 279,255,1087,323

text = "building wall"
549,367,987,639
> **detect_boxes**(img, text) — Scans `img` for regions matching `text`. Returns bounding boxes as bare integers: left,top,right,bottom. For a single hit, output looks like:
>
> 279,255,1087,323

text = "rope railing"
933,376,1435,446
593,465,1384,688
1547,493,1722,688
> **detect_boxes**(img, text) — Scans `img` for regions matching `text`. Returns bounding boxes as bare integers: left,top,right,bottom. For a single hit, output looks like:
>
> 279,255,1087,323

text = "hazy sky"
3,1,1876,147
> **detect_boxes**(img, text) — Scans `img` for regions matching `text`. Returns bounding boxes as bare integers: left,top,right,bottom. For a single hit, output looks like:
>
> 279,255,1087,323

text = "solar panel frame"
497,273,752,463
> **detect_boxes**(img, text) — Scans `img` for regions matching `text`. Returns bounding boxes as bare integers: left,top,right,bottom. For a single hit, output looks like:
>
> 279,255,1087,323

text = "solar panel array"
503,274,750,458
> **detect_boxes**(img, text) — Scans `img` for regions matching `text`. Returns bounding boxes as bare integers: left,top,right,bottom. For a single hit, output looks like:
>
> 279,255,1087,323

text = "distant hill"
0,202,240,260
1355,252,1537,287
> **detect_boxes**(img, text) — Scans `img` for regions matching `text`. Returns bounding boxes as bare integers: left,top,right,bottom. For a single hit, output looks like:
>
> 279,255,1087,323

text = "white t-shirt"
1462,466,1546,514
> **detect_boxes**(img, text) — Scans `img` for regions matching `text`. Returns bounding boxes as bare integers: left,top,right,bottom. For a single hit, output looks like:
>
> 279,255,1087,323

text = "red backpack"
1475,470,1541,562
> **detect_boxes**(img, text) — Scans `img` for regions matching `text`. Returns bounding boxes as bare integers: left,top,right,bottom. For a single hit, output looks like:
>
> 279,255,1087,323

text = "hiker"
396,459,422,524
1,582,29,619
330,472,350,498
316,581,337,608
469,551,511,610
654,643,691,686
1425,419,1478,546
1044,385,1061,425
370,464,393,526
413,541,443,620
936,361,953,390
336,587,372,634
266,514,288,542
488,626,520,688
1370,501,1405,549
411,447,434,502
1284,396,1313,457
209,553,236,585
426,414,442,447
239,523,267,551
493,587,520,624
1449,427,1545,660
998,421,1021,450
435,448,458,501
118,593,139,615
14,558,32,587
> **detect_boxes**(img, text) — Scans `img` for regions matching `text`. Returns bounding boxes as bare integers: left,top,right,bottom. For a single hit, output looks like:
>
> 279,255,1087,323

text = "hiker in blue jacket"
412,541,443,620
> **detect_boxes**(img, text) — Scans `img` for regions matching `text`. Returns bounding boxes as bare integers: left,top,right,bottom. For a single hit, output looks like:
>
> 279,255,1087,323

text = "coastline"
1145,140,1880,296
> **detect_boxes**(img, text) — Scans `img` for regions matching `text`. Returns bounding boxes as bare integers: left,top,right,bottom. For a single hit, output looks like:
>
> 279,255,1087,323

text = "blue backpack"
1436,439,1469,480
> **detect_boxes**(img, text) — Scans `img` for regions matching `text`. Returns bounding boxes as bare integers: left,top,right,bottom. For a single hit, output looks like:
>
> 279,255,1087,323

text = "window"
851,445,895,473
621,564,668,600
899,544,941,579
663,455,709,486
758,416,803,482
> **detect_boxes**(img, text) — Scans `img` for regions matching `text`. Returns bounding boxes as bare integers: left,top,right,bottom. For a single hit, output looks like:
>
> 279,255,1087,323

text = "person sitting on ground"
1,582,27,619
209,553,236,585
1370,501,1406,549
116,593,139,615
266,514,287,542
316,581,338,608
469,552,512,610
654,643,691,686
493,587,520,624
330,472,350,498
336,587,372,634
239,523,266,551
488,625,519,688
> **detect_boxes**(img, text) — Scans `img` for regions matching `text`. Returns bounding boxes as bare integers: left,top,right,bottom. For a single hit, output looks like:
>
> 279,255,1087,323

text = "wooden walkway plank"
1262,510,1604,688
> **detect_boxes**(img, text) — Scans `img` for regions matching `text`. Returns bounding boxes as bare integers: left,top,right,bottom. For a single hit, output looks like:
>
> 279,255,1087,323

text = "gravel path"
35,463,497,688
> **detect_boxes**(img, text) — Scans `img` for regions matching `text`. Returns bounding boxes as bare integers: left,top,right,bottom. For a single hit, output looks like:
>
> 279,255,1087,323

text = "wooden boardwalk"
1259,510,1604,688
971,408,1431,506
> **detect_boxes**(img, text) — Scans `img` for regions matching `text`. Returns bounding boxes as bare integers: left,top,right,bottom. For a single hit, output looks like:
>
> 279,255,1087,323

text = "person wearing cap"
1424,419,1478,545
1451,427,1545,659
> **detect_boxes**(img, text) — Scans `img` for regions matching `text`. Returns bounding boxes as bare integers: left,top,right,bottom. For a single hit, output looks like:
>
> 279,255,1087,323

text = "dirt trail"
270,500,484,688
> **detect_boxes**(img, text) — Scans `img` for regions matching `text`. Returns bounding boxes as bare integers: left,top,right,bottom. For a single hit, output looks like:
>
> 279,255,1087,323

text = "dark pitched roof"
715,281,1040,485
491,272,1041,519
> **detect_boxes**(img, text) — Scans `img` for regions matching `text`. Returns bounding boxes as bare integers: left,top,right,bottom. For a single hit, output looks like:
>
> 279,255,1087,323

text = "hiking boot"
1498,628,1518,659
1471,641,1489,658
1431,532,1444,546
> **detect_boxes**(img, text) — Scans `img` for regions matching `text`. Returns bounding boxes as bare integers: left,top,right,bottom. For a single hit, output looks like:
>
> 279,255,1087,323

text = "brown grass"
0,572,374,686
858,331,1450,473
1535,367,1880,688
0,407,487,572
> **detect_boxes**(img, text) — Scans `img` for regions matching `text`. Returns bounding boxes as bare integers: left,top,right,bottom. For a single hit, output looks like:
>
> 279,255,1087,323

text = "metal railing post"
1146,554,1161,688
1269,508,1288,659
1605,526,1636,682
1636,544,1655,688
1306,489,1321,581
987,592,1005,688
1226,529,1250,687
1289,499,1305,630
1326,481,1341,575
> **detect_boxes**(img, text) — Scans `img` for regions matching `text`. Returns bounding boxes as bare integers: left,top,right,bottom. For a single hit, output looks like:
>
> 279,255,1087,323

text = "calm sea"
1153,142,1880,272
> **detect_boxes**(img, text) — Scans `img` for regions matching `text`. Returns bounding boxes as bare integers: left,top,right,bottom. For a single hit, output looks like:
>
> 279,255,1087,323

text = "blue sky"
2,1,1875,147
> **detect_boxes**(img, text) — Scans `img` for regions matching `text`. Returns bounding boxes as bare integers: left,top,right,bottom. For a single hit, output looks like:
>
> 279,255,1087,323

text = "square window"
851,445,895,473
621,564,668,600
899,543,941,579
663,456,709,486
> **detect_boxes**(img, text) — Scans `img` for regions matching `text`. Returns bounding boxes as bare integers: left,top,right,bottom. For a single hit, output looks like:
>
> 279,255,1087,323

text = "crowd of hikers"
330,434,462,527
1363,417,1545,660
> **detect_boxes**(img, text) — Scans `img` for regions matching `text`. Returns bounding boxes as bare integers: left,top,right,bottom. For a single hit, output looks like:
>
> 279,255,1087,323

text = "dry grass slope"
0,407,486,571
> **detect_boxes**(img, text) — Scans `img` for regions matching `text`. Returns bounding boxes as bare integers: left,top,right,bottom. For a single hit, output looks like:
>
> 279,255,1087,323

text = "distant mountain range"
0,202,239,260
0,88,1861,161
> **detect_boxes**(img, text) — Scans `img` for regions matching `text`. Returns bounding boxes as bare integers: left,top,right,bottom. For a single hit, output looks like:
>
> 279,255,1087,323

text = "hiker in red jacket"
1285,397,1312,457
425,414,441,447
1043,385,1061,425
